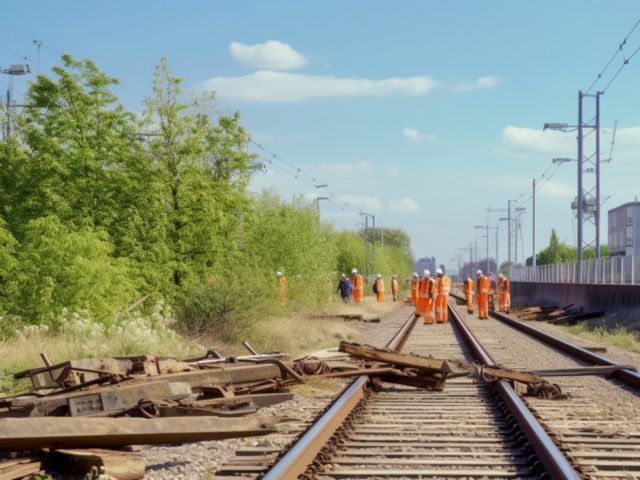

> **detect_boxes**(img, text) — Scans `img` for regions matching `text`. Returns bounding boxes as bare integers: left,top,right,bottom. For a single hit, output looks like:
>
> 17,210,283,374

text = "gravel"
450,301,640,422
142,304,412,479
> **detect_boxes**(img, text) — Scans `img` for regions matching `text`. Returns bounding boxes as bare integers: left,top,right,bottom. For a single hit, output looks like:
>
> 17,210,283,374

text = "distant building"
608,202,640,256
415,256,436,274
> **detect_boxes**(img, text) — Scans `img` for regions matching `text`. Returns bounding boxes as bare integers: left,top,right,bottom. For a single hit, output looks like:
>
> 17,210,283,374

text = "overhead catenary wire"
585,18,640,94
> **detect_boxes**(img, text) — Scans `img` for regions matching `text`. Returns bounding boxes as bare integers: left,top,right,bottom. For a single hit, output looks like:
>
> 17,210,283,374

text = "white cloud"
384,165,401,176
538,180,574,199
388,197,421,213
229,40,308,71
205,71,439,103
403,127,437,142
502,126,575,154
336,194,383,211
448,76,500,92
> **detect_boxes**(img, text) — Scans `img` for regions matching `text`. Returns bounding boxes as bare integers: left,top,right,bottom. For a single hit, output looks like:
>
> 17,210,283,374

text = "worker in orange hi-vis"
351,268,364,304
498,274,511,314
391,274,398,301
463,277,474,314
276,271,288,305
434,268,451,323
476,270,490,319
373,274,384,303
410,272,419,305
416,270,435,325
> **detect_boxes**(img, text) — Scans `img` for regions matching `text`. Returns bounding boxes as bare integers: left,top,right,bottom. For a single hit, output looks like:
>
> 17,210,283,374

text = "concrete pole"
532,179,536,267
595,91,601,258
486,224,489,274
577,91,584,266
507,200,512,266
363,216,368,280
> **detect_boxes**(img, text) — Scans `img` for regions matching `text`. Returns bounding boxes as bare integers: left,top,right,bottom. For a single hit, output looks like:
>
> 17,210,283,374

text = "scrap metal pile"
0,341,568,479
511,304,605,324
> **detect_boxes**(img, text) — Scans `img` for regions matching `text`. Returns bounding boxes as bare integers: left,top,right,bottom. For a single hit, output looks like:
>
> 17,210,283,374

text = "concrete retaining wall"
511,282,640,323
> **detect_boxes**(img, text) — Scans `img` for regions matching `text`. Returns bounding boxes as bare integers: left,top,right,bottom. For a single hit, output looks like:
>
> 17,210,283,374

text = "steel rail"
448,302,581,480
450,290,640,389
489,309,640,389
261,311,417,480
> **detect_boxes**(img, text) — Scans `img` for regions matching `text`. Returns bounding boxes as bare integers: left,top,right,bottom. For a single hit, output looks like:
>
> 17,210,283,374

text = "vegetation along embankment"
0,55,414,392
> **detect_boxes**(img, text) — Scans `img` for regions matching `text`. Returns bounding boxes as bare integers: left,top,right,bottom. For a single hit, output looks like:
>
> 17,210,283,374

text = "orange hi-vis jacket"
477,274,490,318
500,277,511,311
464,278,474,296
434,275,451,322
464,278,474,311
391,278,398,295
477,275,490,296
352,274,364,302
416,276,434,320
410,278,419,305
278,276,288,303
435,275,451,296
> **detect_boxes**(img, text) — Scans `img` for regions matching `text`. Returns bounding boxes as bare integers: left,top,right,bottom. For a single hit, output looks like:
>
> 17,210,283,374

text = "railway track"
215,304,580,479
447,294,640,480
214,294,640,480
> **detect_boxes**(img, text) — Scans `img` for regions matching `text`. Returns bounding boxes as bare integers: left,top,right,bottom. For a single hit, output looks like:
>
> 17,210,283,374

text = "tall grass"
563,323,640,353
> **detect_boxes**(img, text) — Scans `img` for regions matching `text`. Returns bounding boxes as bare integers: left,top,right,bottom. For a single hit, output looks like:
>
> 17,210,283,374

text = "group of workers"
337,269,399,304
410,269,451,324
277,268,510,318
277,269,400,305
463,271,510,319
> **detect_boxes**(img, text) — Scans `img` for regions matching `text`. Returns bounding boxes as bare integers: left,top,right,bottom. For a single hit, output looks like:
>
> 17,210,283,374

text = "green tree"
140,57,253,288
7,216,137,325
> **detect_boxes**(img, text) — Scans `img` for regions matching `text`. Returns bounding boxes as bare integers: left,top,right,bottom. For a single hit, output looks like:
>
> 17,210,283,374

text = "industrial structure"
608,201,640,257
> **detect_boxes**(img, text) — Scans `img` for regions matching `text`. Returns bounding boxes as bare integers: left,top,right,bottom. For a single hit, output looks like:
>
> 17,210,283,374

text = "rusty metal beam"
0,416,277,450
338,341,450,374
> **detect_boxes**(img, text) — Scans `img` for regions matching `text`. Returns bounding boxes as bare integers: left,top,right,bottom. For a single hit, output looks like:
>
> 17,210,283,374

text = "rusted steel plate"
0,416,277,450
10,381,192,417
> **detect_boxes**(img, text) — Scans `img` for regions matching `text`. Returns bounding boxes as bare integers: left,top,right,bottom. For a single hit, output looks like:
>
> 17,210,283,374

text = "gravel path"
143,304,412,479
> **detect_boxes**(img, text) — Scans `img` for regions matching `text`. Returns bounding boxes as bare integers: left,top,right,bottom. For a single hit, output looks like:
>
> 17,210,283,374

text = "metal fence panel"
510,255,639,285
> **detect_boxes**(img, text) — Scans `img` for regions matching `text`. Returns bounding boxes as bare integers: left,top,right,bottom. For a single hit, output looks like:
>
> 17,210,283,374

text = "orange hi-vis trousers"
411,285,418,305
416,296,434,324
465,293,473,312
500,292,511,312
435,295,449,322
477,294,488,319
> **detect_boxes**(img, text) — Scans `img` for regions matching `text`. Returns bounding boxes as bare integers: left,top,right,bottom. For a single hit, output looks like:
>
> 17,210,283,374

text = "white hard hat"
412,272,418,277
351,268,357,274
423,269,430,276
376,274,381,278
276,271,283,277
476,270,483,275
436,268,443,275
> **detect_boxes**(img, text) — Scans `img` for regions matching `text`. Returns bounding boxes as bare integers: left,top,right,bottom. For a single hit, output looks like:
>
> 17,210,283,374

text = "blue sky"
2,1,640,271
